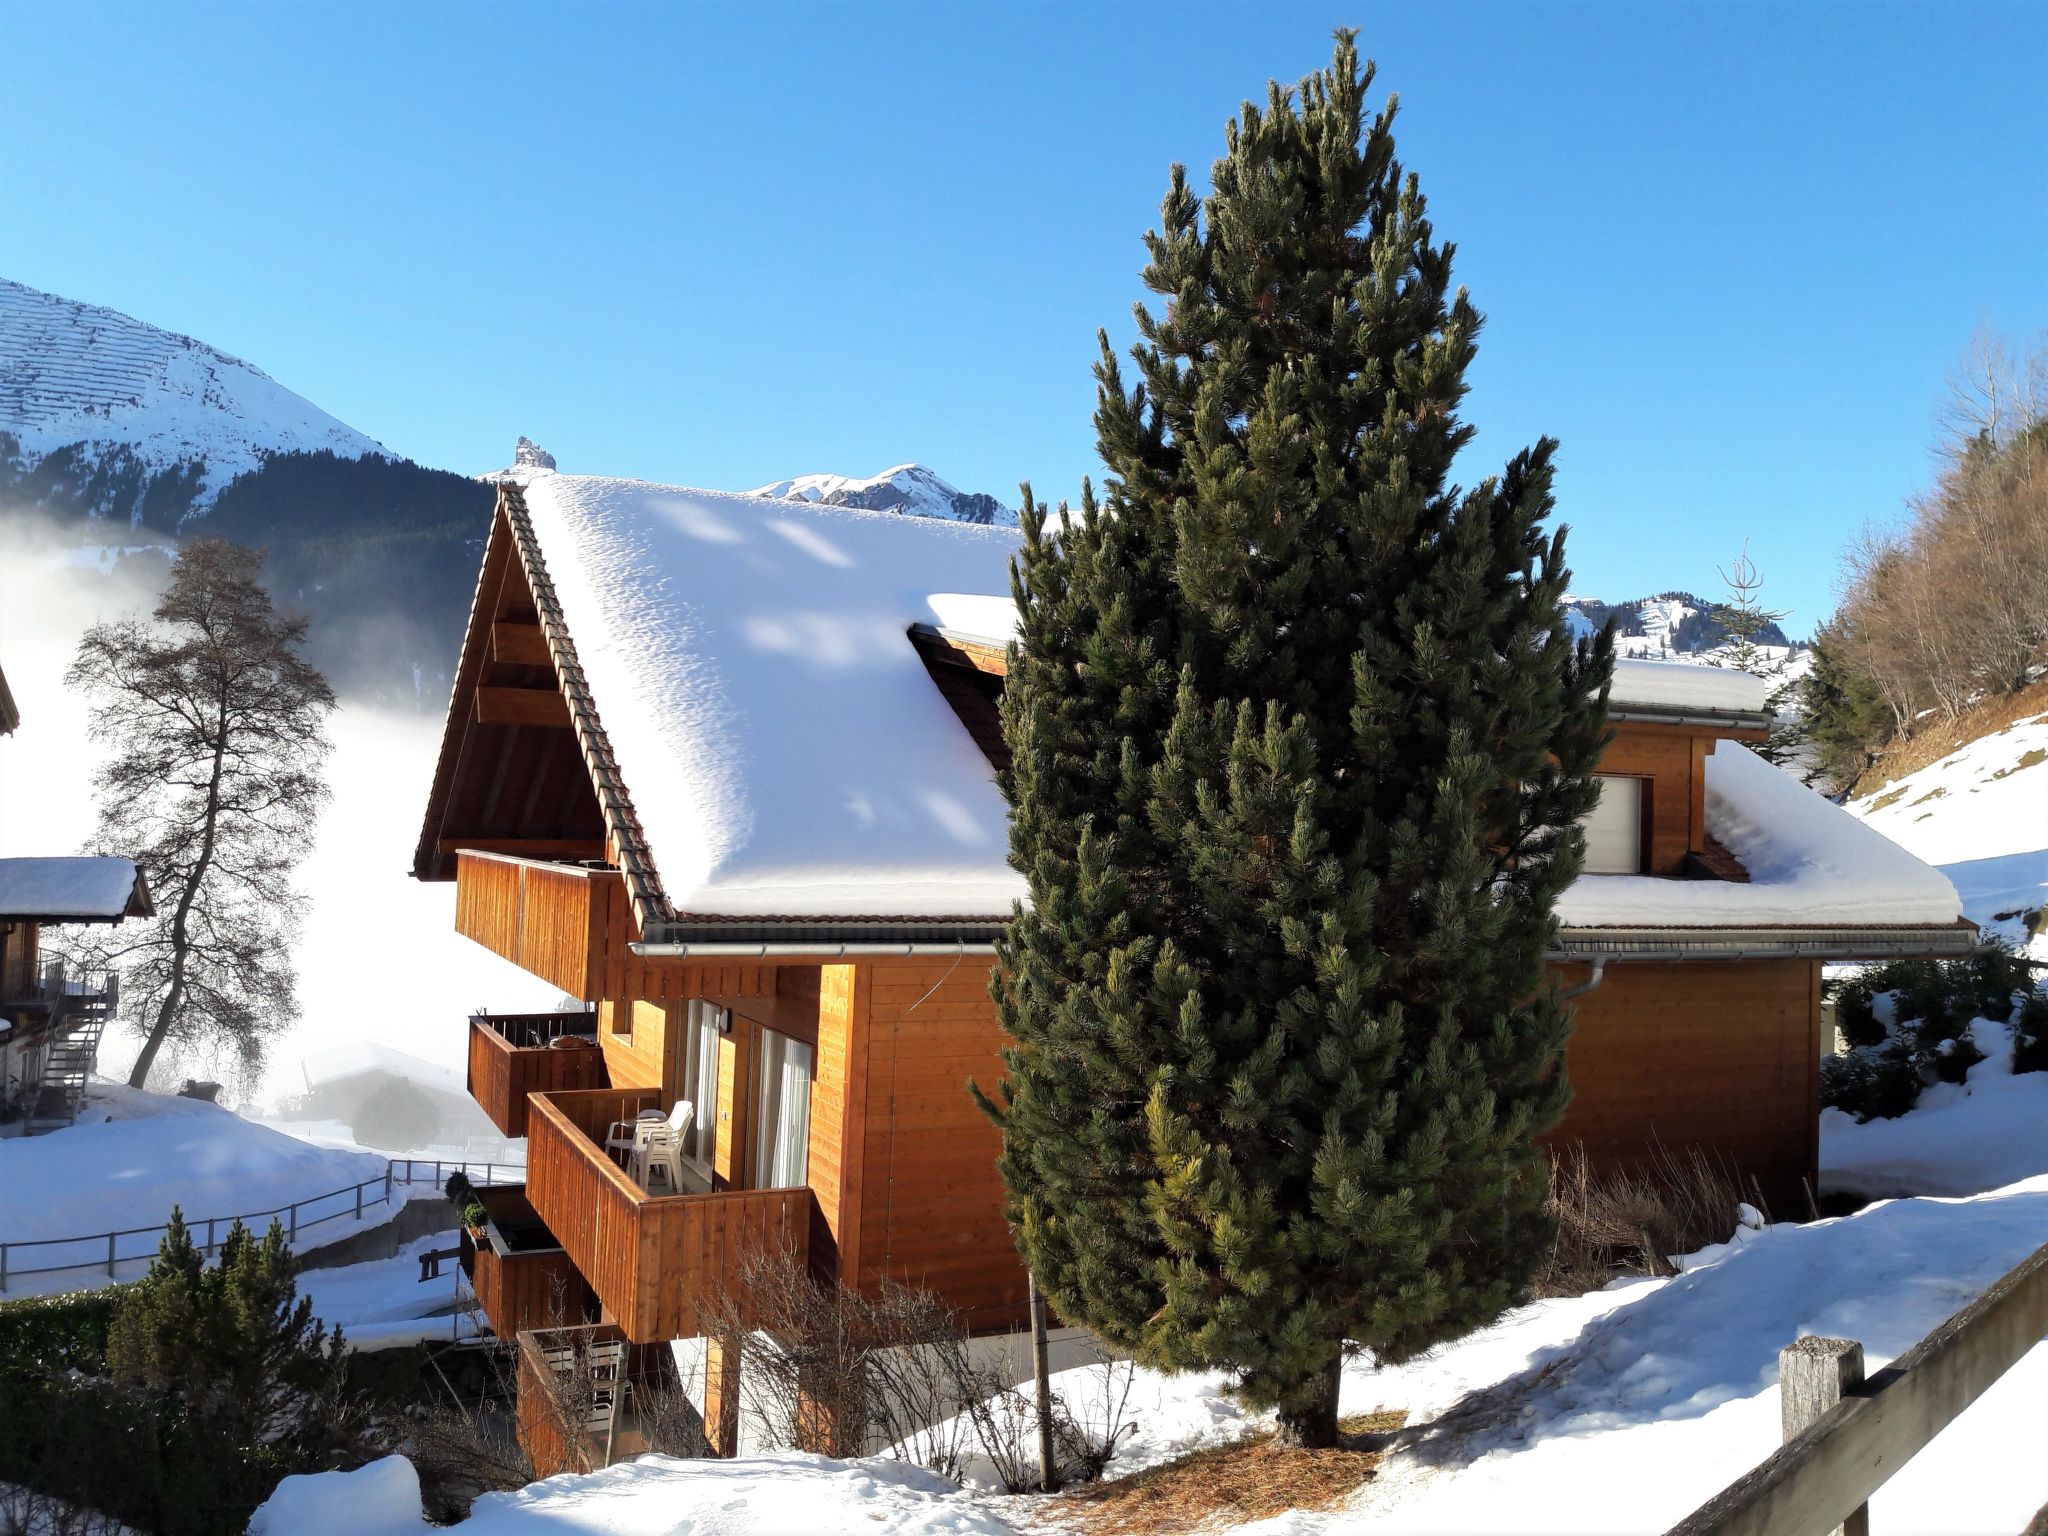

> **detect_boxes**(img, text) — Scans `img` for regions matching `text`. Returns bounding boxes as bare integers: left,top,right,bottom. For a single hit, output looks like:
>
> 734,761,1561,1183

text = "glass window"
677,1001,724,1170
1581,775,1645,874
752,1028,813,1189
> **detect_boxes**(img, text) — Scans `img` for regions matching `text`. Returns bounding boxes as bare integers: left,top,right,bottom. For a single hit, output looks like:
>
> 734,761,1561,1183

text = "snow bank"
0,1086,395,1295
1607,657,1769,715
1822,1022,2048,1199
1322,1177,2048,1533
1850,708,2048,948
1557,741,1964,928
524,476,1027,919
248,1455,425,1535
0,856,142,919
926,592,1018,645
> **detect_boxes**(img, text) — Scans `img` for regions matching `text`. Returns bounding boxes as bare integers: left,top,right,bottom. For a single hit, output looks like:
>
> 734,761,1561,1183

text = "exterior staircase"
27,973,116,1134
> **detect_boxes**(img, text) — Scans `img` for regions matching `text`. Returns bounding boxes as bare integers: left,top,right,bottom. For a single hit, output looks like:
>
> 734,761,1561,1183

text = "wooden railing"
467,1010,610,1137
461,1184,596,1339
1669,1241,2048,1536
525,1087,811,1343
454,850,627,996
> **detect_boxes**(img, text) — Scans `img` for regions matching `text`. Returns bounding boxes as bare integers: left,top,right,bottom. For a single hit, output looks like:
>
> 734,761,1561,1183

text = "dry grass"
1533,1141,1772,1299
1851,679,2048,796
1059,1411,1406,1535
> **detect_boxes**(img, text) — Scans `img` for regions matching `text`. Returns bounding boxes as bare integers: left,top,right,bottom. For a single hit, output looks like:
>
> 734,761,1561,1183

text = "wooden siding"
526,1087,812,1342
806,964,867,1277
453,849,772,1004
467,1014,610,1137
1549,957,1821,1211
1599,725,1705,876
851,957,1026,1334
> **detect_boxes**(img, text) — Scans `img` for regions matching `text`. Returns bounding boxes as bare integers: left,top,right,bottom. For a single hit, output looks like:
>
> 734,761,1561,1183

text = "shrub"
1534,1143,1767,1298
1819,948,2040,1120
2013,990,2048,1075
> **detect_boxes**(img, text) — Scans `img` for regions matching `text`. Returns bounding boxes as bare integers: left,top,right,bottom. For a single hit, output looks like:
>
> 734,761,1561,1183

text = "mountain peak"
748,463,1016,526
0,276,388,518
478,435,559,485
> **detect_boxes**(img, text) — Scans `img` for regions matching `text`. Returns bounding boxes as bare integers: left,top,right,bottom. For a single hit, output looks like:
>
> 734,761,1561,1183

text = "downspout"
1560,956,1610,1001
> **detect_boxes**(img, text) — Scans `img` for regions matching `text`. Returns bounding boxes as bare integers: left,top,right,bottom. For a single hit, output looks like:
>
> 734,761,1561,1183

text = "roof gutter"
1607,705,1774,732
1548,924,1980,962
633,939,999,958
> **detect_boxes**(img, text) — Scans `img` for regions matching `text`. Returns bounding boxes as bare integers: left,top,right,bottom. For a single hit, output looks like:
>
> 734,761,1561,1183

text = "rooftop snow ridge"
1607,656,1771,716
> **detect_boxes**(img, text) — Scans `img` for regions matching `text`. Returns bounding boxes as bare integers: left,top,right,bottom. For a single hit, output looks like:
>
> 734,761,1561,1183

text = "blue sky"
3,1,2042,630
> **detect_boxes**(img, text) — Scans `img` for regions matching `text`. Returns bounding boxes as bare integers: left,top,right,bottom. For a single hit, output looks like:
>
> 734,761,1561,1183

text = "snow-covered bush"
1823,949,2044,1121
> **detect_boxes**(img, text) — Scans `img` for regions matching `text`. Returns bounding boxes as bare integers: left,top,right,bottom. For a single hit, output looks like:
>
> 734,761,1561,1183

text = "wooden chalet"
415,472,1973,1458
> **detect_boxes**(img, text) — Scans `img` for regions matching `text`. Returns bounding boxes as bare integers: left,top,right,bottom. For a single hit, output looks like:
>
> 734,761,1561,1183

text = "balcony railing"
460,1184,597,1340
525,1087,811,1343
467,1011,611,1138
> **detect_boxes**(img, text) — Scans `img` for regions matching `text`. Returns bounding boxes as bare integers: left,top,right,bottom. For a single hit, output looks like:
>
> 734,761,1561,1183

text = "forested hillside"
1803,334,2048,790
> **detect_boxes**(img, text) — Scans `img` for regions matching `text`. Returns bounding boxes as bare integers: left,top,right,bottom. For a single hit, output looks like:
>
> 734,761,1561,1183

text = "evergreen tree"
108,1213,355,1452
984,33,1613,1447
1708,546,1800,764
1797,621,1893,790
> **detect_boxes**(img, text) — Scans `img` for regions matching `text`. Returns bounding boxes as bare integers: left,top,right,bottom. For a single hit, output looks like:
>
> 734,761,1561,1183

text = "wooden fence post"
1780,1337,1869,1536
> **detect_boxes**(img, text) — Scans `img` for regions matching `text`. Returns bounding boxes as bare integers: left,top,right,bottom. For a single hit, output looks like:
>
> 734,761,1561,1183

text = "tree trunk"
128,703,230,1089
1272,1356,1344,1449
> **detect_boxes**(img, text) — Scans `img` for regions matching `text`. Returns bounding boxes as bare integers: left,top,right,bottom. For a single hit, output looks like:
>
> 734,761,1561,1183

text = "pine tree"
984,32,1613,1447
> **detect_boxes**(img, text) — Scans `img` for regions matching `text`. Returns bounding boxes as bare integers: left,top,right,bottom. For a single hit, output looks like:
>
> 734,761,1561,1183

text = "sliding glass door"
752,1027,813,1189
677,1000,723,1174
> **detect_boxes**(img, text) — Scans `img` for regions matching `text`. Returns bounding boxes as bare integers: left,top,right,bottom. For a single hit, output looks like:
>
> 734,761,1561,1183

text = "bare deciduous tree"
64,539,334,1088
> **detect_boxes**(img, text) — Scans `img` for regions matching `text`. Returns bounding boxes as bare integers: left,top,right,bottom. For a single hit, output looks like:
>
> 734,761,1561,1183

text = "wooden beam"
491,621,552,667
476,686,572,729
437,838,606,861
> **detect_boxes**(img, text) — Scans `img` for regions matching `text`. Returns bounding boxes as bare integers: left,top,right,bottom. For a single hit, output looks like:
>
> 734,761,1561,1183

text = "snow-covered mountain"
1564,591,1796,656
477,435,558,486
750,463,1016,526
0,276,389,520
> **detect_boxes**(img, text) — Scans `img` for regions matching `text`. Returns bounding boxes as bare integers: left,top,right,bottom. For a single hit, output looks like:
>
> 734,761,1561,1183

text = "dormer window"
1582,775,1647,875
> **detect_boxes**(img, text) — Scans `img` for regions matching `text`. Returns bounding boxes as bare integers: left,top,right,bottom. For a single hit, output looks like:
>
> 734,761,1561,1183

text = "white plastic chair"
604,1109,665,1166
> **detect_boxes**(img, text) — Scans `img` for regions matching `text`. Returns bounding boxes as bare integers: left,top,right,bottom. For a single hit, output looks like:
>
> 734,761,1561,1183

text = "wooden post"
1779,1337,1869,1536
704,1331,744,1458
1031,1272,1059,1493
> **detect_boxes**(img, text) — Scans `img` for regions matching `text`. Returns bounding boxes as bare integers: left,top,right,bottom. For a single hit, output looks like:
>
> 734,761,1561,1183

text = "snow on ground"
1851,707,2048,953
295,1229,474,1351
256,1178,2048,1536
254,1451,1019,1536
0,1084,399,1296
1822,1018,2048,1200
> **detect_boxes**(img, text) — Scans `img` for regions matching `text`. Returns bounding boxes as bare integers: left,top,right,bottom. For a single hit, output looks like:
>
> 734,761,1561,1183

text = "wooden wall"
1599,724,1710,876
1549,957,1821,1211
0,921,37,1000
841,957,1027,1335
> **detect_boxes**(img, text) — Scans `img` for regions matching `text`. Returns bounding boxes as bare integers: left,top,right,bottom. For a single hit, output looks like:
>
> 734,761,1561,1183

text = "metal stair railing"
0,1155,525,1294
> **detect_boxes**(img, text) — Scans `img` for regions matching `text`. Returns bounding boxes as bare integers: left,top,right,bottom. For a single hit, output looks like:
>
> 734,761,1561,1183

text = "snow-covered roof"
1607,657,1771,719
0,857,152,922
521,475,1026,920
496,480,1953,942
1557,742,1963,930
298,1040,468,1099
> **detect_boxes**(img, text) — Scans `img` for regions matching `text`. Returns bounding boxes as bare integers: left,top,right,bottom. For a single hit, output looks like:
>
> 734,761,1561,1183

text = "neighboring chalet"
414,472,1972,1462
0,662,152,1131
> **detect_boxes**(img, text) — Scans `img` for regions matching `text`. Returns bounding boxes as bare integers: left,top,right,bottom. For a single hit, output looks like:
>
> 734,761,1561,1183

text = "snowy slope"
750,463,1017,526
1850,707,2048,949
0,276,388,510
253,1175,2048,1536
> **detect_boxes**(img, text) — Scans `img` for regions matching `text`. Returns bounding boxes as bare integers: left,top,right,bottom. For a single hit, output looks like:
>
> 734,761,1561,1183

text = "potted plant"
445,1170,490,1239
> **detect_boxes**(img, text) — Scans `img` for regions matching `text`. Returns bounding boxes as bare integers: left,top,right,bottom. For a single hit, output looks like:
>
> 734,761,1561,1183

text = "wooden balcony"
467,1011,611,1138
451,849,775,1003
525,1087,812,1344
453,850,631,997
460,1184,597,1339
